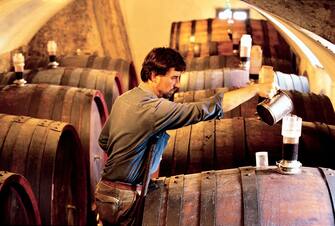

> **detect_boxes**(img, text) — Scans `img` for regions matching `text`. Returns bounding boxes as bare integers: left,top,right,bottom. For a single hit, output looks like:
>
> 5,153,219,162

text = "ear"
150,72,160,83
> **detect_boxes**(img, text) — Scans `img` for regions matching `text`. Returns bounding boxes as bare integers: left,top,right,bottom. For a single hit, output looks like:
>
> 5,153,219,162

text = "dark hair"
140,47,186,82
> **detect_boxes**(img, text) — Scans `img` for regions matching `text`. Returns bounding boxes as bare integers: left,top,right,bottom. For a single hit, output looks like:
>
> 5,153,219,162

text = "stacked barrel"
1,14,335,226
170,18,295,73
0,47,138,224
163,15,335,174
0,114,87,225
141,16,335,225
0,171,41,225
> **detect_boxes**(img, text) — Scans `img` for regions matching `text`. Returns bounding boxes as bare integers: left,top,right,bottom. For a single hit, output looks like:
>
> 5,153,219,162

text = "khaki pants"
95,181,139,225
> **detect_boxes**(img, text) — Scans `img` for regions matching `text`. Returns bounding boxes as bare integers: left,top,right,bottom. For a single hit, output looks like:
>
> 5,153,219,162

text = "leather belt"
101,180,142,194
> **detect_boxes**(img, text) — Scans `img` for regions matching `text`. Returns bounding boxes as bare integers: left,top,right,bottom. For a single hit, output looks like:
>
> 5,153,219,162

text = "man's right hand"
257,82,279,99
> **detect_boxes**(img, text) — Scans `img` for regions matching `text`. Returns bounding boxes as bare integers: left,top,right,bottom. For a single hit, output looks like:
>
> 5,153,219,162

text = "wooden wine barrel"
248,19,294,60
59,55,138,91
0,70,40,86
160,117,335,177
263,57,296,74
287,90,335,125
24,55,49,70
0,114,87,225
0,68,121,112
184,54,295,73
170,18,246,50
179,68,250,92
0,84,109,209
179,41,234,59
182,48,294,74
171,18,295,73
0,171,41,226
0,71,18,86
170,19,292,57
178,68,305,95
275,71,310,92
185,55,240,71
143,166,335,225
173,88,228,103
174,89,335,125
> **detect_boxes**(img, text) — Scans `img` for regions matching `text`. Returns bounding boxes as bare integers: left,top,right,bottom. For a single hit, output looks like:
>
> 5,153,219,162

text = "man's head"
141,47,186,98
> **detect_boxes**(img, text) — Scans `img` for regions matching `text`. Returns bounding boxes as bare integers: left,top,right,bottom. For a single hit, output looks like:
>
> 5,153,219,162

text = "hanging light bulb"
218,8,232,20
233,11,248,21
218,0,233,21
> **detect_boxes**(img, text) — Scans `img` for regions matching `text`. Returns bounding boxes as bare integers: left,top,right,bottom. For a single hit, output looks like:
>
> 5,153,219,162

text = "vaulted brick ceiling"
243,0,335,44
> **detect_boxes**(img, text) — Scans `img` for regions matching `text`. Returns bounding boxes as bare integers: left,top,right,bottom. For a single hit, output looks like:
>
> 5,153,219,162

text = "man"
95,47,276,225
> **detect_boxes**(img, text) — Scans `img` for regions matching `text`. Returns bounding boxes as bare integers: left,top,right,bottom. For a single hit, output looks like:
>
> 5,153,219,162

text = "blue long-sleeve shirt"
99,83,224,184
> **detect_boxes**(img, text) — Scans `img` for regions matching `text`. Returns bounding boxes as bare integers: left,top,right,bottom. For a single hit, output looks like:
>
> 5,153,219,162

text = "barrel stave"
200,120,215,172
39,121,64,224
25,119,54,203
216,118,247,169
173,126,191,175
188,121,205,174
182,173,201,226
166,175,185,226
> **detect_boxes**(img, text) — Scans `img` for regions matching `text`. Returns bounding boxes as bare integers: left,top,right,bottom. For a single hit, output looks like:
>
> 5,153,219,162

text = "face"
155,68,181,98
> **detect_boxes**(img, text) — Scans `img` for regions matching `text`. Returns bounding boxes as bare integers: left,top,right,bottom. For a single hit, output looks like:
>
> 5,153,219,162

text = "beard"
162,87,179,100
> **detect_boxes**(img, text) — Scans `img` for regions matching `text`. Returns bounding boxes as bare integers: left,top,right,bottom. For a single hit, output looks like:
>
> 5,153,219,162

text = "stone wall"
0,0,133,73
0,52,12,73
243,0,335,44
26,0,133,68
